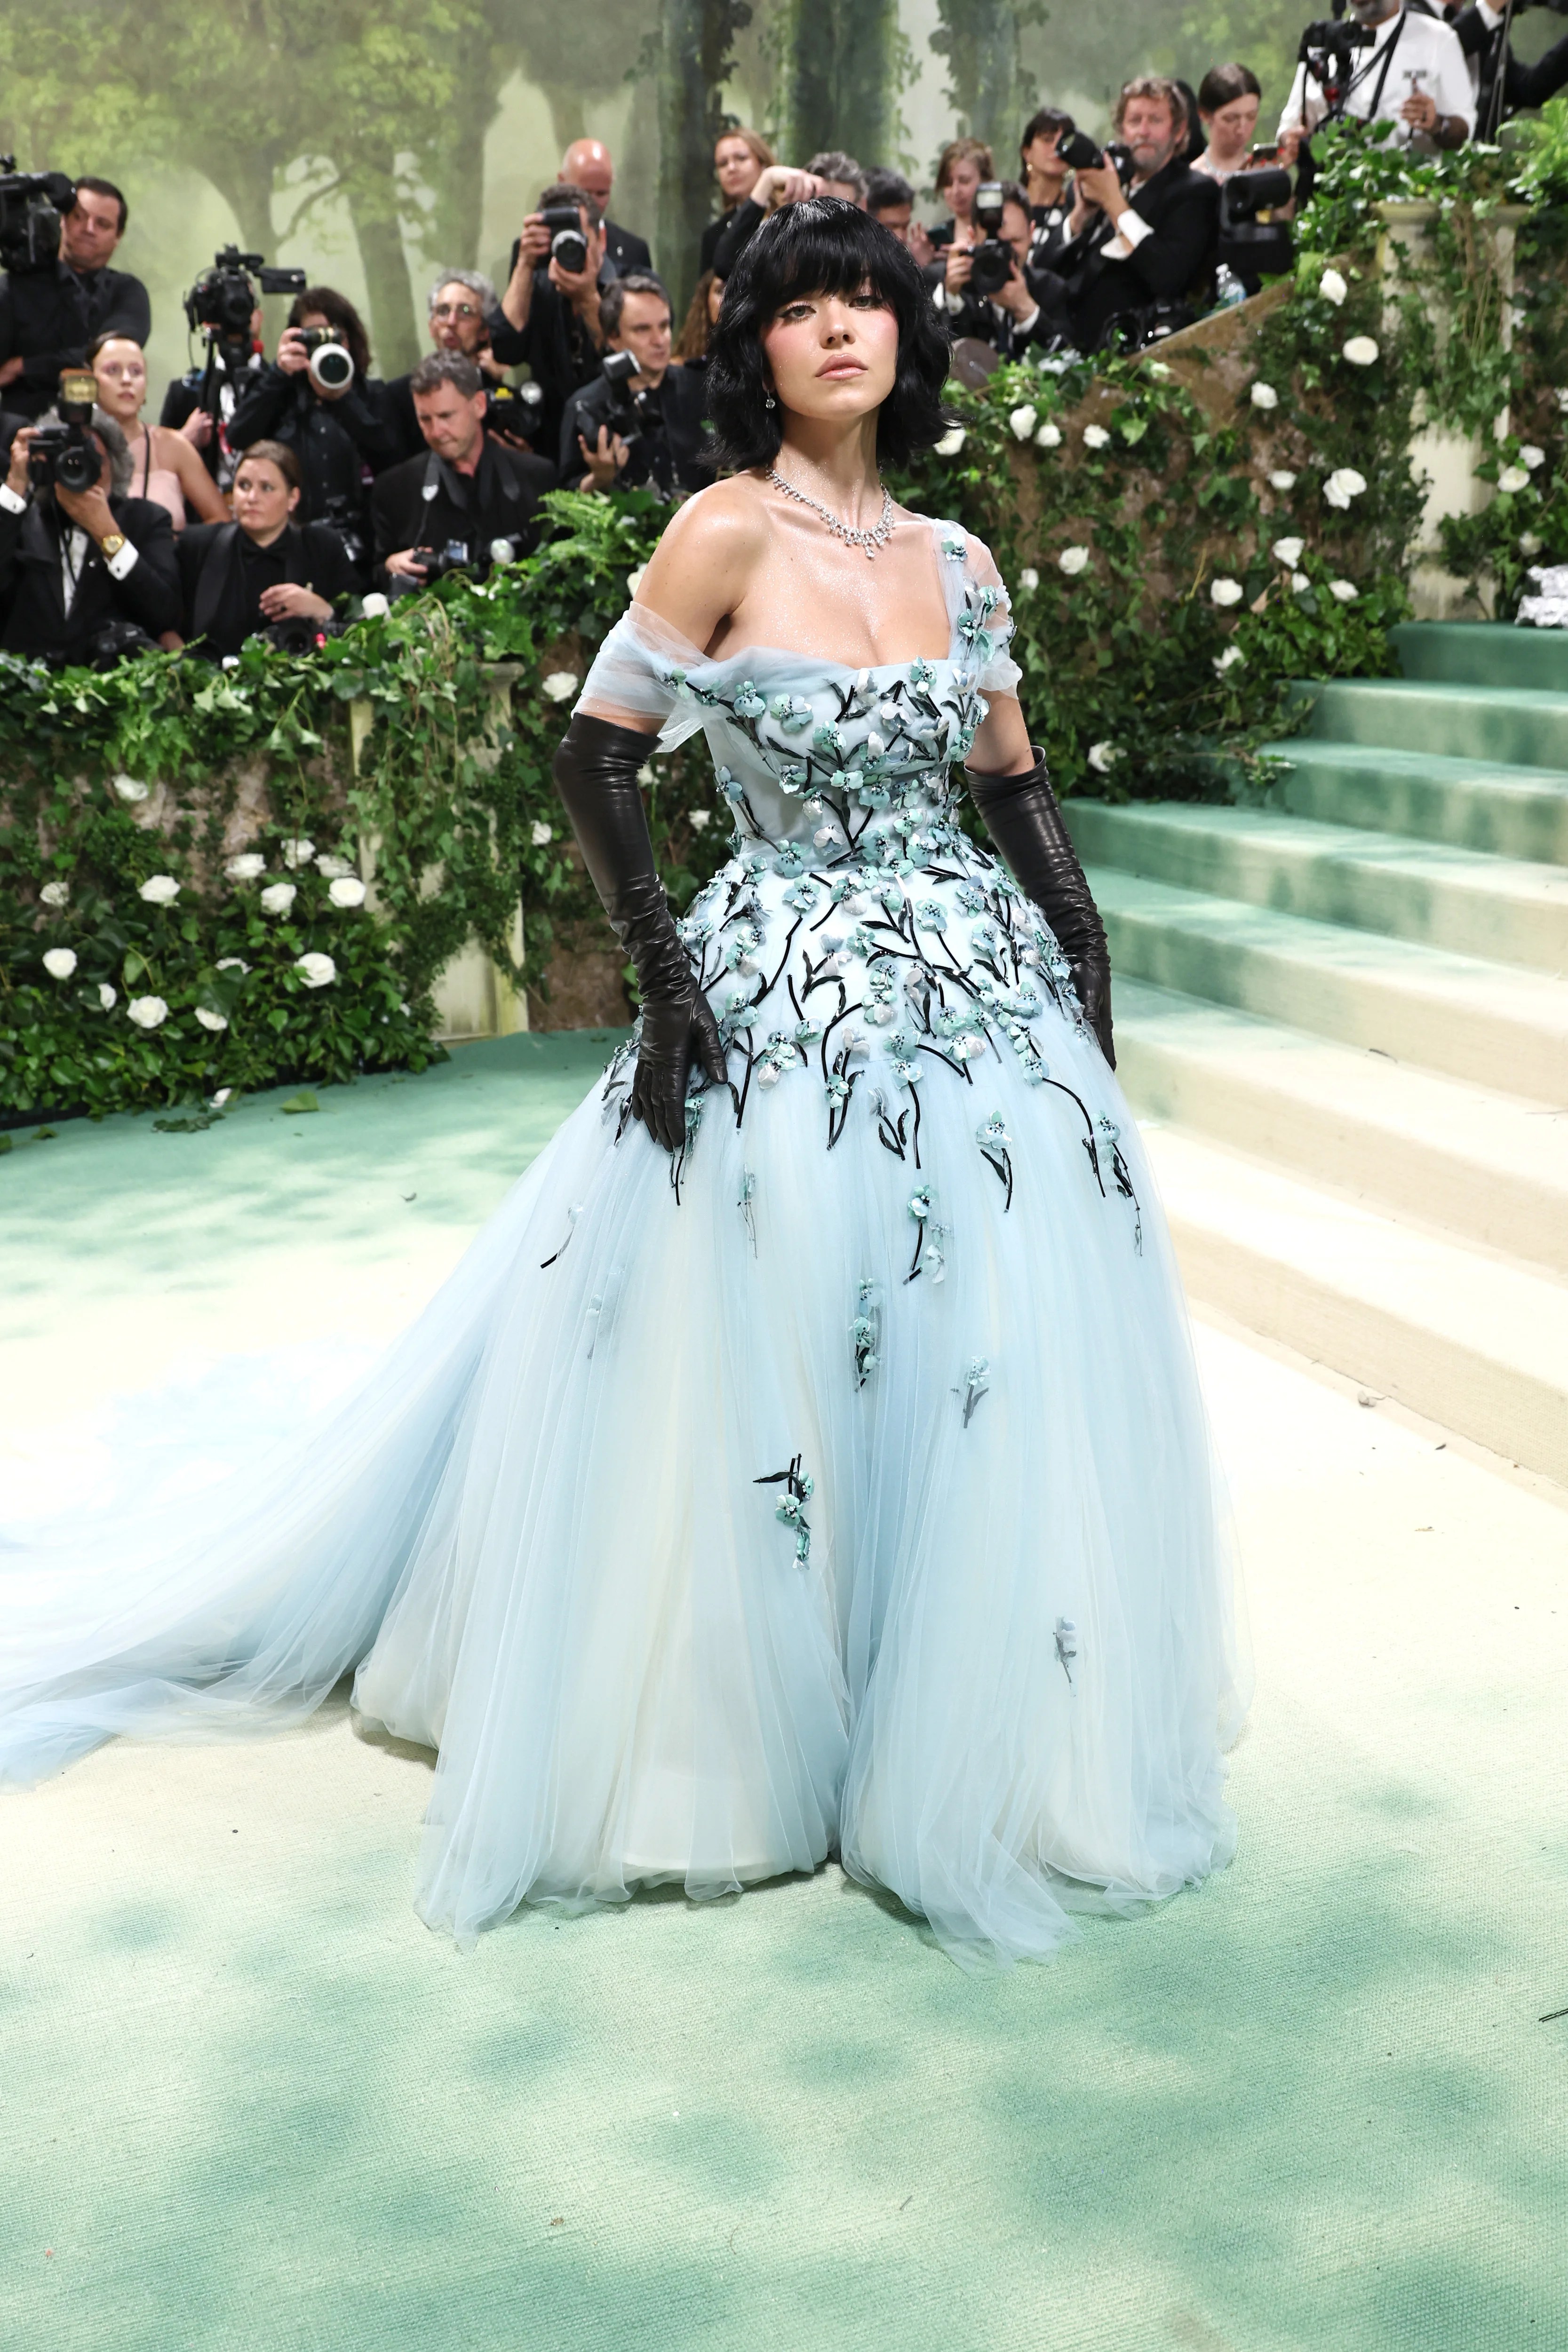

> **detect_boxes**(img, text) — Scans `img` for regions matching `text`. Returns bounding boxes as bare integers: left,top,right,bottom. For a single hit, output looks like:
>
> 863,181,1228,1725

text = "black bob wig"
705,198,953,472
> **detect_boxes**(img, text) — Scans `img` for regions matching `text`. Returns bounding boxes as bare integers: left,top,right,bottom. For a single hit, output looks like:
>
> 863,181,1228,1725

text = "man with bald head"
559,138,652,275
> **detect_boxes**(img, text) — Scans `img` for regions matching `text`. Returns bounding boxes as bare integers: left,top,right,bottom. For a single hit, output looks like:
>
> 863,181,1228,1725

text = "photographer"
703,129,774,271
709,156,866,280
175,441,356,659
1194,64,1263,181
1450,2,1568,127
0,398,178,664
1035,78,1220,353
488,183,613,455
559,139,652,275
370,352,553,594
866,168,935,265
1276,2,1475,156
1019,110,1076,267
227,288,399,577
934,181,1060,360
0,178,151,422
558,273,713,498
159,299,264,488
386,270,512,462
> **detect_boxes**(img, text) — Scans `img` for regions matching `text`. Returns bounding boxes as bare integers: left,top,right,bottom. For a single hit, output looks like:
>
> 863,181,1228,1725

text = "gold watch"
98,531,127,561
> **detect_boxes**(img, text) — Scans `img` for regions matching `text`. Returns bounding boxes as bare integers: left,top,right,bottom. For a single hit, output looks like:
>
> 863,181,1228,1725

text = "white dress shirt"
1278,6,1477,144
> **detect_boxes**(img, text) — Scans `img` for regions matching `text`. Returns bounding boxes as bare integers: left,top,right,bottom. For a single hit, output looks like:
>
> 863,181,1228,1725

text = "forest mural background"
3,0,1561,404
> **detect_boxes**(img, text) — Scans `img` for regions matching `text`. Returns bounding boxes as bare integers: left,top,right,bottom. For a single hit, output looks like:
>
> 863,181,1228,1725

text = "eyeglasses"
432,302,481,320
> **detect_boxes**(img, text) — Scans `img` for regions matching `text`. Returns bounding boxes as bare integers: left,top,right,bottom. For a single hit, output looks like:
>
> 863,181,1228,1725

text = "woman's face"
707,274,725,326
715,136,761,205
761,283,899,428
233,458,298,539
1205,92,1260,160
92,338,147,423
942,157,982,219
1023,131,1065,183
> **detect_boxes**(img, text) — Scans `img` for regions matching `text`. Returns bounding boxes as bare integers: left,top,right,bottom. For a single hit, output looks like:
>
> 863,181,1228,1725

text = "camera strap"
1328,9,1407,119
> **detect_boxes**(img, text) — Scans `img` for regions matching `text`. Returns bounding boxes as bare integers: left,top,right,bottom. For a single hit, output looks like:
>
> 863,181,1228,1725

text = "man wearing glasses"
386,271,511,461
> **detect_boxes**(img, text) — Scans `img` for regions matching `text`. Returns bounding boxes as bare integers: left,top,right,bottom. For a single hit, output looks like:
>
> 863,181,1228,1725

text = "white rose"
1291,571,1311,594
1250,382,1279,411
1018,567,1040,591
360,592,390,618
314,852,354,878
97,982,117,1010
1269,469,1297,492
1323,467,1368,509
1319,267,1349,307
1329,579,1359,603
1213,645,1245,674
1342,336,1379,366
212,1088,232,1107
221,656,240,670
1519,532,1543,556
1271,536,1305,566
1082,424,1110,450
195,1007,229,1032
1034,421,1062,449
1556,389,1568,413
225,853,266,882
626,564,648,596
1087,742,1118,774
689,810,711,831
295,951,336,988
112,773,149,803
280,838,315,869
328,875,367,908
40,879,69,908
127,995,168,1029
932,426,966,457
1521,445,1545,471
42,947,77,979
260,882,297,915
529,821,554,848
215,956,250,974
138,874,180,905
488,538,515,566
1210,576,1244,607
1058,546,1090,576
1497,465,1531,495
1008,404,1037,441
541,671,580,702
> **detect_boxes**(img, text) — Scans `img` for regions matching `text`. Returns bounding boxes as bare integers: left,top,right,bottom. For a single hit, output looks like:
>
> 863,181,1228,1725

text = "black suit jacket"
0,262,153,421
1043,159,1219,350
226,366,402,533
0,491,179,661
486,269,614,454
176,519,359,655
369,437,554,585
603,218,652,275
558,366,713,495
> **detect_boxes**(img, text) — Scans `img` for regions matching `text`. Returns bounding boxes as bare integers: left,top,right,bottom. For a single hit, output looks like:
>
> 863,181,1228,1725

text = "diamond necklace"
768,468,895,560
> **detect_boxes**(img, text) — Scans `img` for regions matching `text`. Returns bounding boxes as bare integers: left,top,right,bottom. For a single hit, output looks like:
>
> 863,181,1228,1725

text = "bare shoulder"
635,474,772,642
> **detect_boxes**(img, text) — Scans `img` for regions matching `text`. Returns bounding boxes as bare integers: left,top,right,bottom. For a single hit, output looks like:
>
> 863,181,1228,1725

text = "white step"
1114,980,1568,1278
1144,1124,1568,1485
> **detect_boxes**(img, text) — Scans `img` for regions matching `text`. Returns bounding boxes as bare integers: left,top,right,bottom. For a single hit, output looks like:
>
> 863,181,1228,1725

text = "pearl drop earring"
764,392,776,408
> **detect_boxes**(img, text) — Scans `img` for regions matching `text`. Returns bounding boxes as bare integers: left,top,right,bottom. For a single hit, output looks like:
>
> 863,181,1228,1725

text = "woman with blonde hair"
701,127,776,272
929,135,994,250
88,333,228,530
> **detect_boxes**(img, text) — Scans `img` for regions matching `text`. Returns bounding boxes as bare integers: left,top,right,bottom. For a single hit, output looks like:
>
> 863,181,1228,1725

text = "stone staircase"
1062,621,1568,1485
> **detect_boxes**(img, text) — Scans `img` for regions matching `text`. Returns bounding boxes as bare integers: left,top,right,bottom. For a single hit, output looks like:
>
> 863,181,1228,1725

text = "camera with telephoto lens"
483,380,545,446
294,325,355,394
0,158,76,275
1218,166,1295,289
966,182,1017,300
539,204,589,276
185,246,307,341
27,369,102,495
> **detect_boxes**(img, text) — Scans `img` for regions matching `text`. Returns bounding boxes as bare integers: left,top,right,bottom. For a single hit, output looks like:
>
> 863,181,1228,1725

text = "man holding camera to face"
0,178,151,423
487,183,615,457
933,181,1059,361
384,270,538,465
558,273,712,499
1276,2,1474,157
0,383,178,665
370,352,553,596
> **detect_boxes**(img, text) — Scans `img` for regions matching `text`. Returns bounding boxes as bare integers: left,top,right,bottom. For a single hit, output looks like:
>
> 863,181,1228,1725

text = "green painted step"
1297,679,1568,770
1391,620,1568,693
1065,801,1568,973
1113,977,1568,1276
1265,739,1568,868
1089,866,1568,1098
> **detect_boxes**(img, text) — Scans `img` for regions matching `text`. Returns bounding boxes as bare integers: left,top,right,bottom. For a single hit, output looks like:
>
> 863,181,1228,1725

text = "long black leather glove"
553,713,727,1149
967,747,1115,1067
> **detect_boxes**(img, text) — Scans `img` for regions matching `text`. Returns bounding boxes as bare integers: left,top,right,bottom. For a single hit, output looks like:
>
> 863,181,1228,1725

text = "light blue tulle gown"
0,521,1249,1966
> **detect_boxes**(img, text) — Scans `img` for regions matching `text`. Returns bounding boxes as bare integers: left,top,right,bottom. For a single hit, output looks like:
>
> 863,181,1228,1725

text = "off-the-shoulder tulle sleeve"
956,530,1022,695
575,602,715,752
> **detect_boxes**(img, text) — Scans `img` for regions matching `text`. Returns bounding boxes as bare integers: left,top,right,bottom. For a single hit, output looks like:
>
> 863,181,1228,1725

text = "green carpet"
2,1038,1566,2351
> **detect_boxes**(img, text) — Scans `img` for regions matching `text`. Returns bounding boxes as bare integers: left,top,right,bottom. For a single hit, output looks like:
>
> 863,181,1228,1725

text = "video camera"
1218,166,1295,291
1298,12,1376,109
184,246,307,342
0,158,76,275
539,204,590,276
27,368,101,495
968,183,1017,300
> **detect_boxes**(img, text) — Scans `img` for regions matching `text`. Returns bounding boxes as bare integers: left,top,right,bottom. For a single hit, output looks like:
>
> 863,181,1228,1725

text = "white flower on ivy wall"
315,853,355,878
1497,465,1531,494
40,880,69,907
1520,445,1545,470
1082,424,1110,450
1035,421,1061,449
42,947,77,980
213,1089,232,1107
1342,336,1379,366
138,874,180,904
1291,571,1311,594
260,882,297,915
112,773,149,803
688,810,711,832
1250,381,1279,411
225,853,266,882
541,672,580,702
1213,645,1245,674
216,957,250,975
97,983,116,1010
1210,576,1243,607
932,427,966,457
1058,546,1090,575
1087,742,1119,774
1018,568,1040,592
1008,404,1037,440
195,1007,229,1032
295,952,337,988
1520,532,1543,556
127,995,168,1029
360,592,390,618
1271,537,1305,566
281,838,315,869
1268,469,1297,492
1329,580,1359,603
1323,467,1368,509
530,821,554,848
328,876,367,909
1319,268,1348,307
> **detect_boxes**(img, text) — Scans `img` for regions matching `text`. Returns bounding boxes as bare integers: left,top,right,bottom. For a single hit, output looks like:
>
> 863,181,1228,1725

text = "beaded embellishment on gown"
0,520,1248,1967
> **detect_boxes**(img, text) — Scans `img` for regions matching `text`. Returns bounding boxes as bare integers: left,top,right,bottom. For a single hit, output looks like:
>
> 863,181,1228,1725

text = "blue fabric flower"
733,681,767,719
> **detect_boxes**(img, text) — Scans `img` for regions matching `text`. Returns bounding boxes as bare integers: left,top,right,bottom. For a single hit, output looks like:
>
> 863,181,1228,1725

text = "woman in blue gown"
0,201,1247,1967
